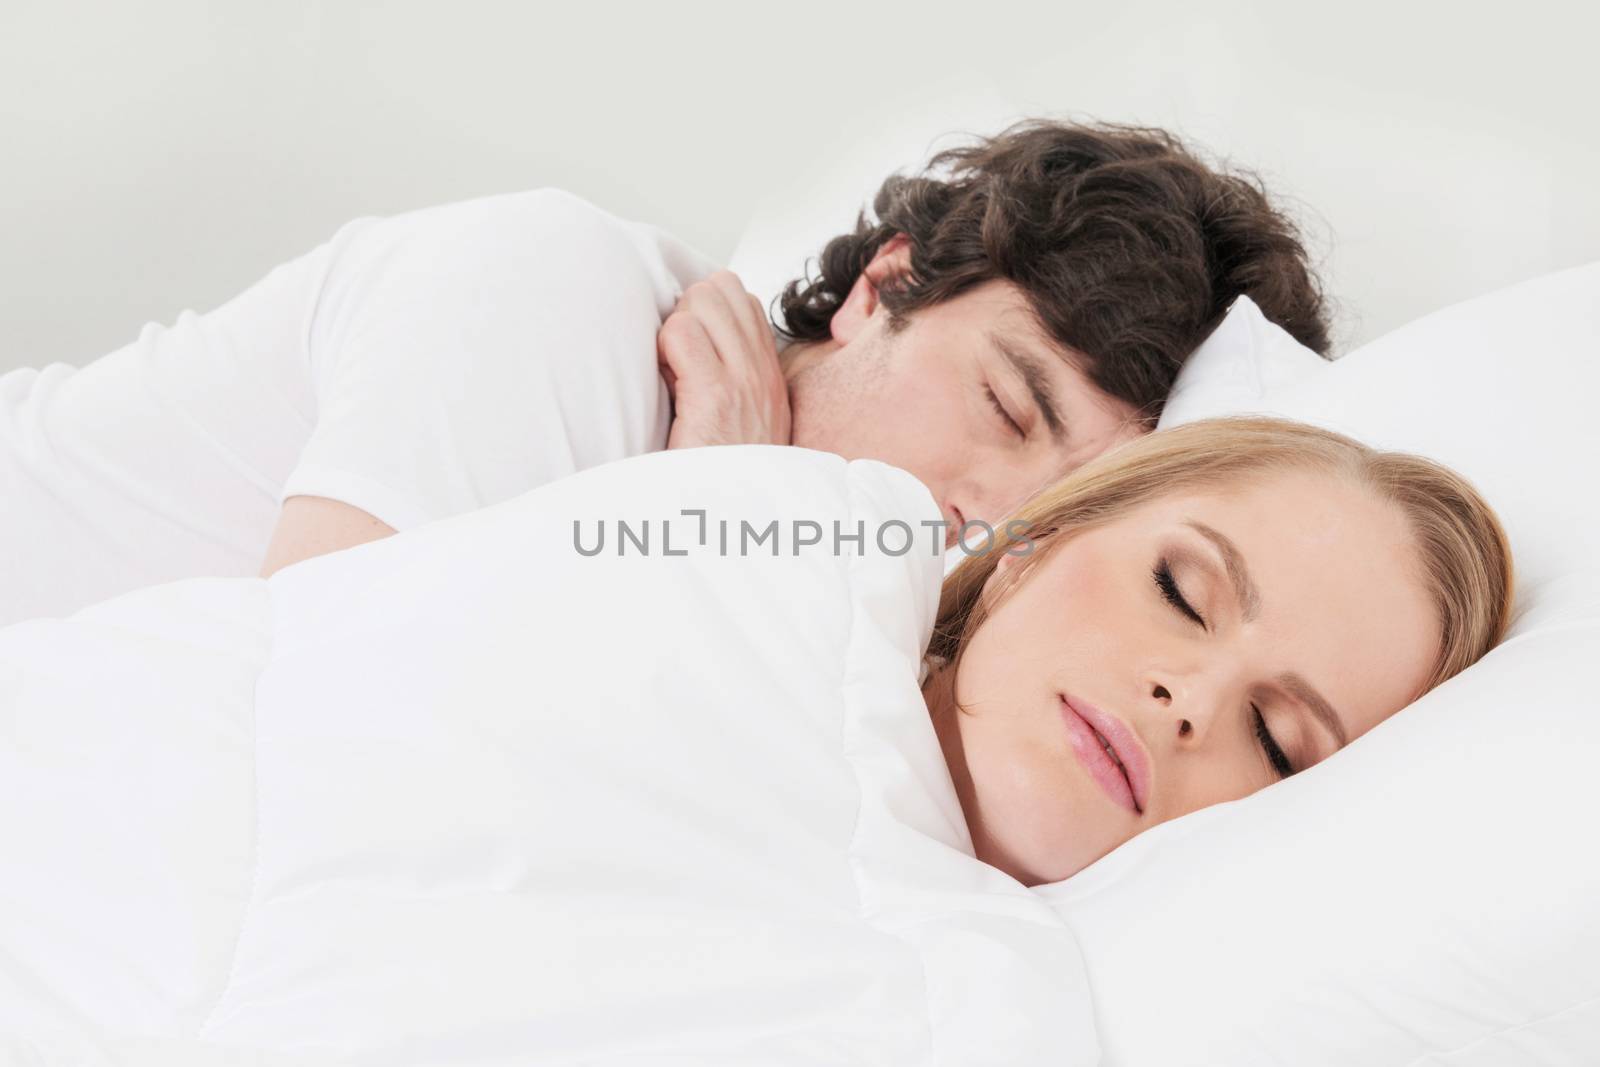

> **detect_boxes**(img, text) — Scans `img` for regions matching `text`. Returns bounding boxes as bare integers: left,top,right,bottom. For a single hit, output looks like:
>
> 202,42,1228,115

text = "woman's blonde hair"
928,417,1514,696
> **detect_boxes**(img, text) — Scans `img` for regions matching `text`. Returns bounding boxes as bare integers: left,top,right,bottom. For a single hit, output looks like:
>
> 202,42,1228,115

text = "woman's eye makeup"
1253,704,1295,778
984,383,1025,438
1153,558,1207,628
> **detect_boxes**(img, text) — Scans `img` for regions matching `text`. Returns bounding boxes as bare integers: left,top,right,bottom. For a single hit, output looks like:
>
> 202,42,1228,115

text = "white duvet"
0,446,1096,1066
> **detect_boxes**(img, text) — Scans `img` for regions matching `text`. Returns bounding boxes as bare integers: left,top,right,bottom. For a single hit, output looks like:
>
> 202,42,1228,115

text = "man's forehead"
984,324,1112,402
986,301,1085,368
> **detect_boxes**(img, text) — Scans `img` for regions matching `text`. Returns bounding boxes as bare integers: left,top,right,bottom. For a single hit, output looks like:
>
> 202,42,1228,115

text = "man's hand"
656,270,792,449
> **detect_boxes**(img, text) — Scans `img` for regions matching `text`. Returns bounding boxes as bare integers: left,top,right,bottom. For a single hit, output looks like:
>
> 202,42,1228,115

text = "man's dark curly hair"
775,119,1330,427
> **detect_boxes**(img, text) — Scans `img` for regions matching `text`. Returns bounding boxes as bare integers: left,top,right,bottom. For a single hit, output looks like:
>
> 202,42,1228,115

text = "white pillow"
1155,293,1329,429
1039,262,1600,1065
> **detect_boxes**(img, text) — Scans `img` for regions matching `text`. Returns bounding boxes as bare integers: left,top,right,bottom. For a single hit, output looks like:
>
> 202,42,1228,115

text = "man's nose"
950,478,1039,539
945,499,1019,554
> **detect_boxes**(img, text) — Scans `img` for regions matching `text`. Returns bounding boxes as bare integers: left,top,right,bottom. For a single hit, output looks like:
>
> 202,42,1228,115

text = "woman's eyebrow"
1183,519,1261,621
1276,670,1350,749
987,330,1066,443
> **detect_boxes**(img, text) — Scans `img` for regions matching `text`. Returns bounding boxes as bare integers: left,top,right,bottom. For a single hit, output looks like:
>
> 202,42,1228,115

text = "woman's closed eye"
1153,558,1206,628
1253,704,1295,778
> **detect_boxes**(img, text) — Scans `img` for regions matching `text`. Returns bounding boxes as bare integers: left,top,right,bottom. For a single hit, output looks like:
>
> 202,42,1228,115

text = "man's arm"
258,496,397,578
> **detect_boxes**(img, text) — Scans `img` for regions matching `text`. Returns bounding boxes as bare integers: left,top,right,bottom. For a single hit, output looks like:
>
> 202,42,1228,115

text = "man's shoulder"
358,187,628,252
506,188,724,296
341,187,720,304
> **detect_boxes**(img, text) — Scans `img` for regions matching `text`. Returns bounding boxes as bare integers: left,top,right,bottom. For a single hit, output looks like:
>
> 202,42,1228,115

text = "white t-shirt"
0,188,722,626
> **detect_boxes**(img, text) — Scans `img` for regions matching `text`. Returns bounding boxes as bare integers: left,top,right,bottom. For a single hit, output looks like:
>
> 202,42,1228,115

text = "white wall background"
3,0,1596,374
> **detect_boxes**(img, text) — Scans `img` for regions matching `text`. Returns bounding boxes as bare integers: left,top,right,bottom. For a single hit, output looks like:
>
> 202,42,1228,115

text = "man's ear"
830,233,913,345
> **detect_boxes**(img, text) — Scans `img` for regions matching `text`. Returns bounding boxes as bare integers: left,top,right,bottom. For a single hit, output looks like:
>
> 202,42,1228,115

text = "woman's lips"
1060,694,1151,815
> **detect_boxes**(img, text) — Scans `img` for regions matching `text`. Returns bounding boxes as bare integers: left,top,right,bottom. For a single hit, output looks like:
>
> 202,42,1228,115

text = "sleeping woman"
919,415,1512,884
0,415,1513,1057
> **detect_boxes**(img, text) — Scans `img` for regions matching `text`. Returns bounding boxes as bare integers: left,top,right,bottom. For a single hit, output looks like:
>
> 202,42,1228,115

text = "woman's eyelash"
1253,704,1295,778
1153,559,1206,628
984,384,1025,438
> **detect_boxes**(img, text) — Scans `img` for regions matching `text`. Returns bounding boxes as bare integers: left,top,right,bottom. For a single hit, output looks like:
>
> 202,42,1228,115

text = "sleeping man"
0,119,1329,626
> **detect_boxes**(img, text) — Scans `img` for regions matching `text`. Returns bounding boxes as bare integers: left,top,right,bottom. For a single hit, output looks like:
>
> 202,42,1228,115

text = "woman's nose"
1151,682,1199,741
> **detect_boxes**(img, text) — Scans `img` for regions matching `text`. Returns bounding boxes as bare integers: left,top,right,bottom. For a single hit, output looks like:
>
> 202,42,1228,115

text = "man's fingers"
681,276,759,383
704,271,772,358
680,272,777,377
656,311,721,389
746,291,769,332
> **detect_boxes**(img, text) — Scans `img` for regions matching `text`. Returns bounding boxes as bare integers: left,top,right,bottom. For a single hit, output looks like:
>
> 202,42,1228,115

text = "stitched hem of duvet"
194,581,274,1038
837,469,939,1067
1398,989,1600,1066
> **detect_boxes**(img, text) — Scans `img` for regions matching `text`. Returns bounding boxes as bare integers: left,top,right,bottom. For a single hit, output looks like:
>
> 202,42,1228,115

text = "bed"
3,179,1598,1063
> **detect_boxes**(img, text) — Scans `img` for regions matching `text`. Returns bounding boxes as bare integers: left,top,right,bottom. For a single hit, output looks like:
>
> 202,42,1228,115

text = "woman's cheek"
977,717,1077,828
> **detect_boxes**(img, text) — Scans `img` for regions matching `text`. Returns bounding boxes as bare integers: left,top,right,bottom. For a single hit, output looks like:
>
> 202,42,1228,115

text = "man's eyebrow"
1183,519,1262,622
1275,670,1350,749
1183,518,1350,749
987,330,1067,444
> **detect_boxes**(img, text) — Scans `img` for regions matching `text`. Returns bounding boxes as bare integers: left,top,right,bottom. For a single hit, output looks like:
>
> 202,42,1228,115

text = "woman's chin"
973,819,1095,887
